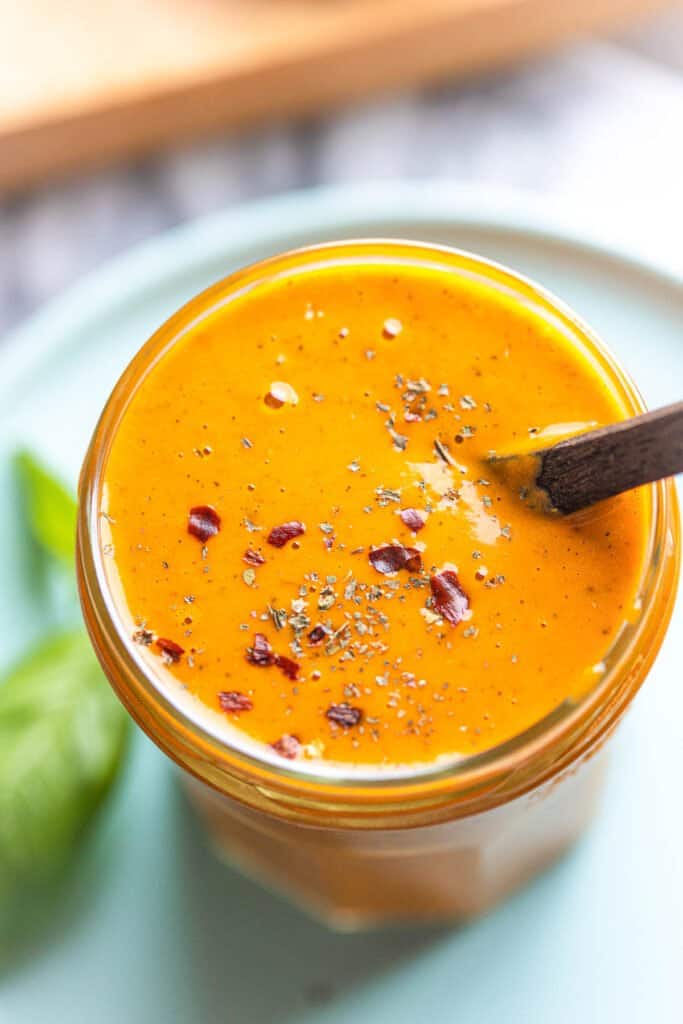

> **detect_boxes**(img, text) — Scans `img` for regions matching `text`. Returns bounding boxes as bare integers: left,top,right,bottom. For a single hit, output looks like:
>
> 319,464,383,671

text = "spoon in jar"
488,400,683,514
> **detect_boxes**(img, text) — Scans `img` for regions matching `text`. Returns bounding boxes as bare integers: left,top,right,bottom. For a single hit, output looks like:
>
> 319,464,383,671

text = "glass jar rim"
77,238,679,818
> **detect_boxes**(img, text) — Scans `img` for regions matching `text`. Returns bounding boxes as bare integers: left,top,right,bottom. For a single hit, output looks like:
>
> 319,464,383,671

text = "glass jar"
77,241,680,930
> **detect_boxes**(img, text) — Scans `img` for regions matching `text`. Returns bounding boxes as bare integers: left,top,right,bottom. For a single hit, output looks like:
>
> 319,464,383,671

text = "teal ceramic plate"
1,184,681,1024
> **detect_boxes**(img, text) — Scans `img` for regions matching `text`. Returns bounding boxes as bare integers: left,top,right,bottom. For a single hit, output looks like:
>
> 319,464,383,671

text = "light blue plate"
1,184,680,1024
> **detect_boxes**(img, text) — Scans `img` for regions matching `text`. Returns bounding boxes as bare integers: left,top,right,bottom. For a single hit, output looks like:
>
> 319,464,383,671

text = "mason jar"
77,241,680,930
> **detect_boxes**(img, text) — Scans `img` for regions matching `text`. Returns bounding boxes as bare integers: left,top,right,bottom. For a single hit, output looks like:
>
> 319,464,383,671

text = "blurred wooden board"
0,0,673,194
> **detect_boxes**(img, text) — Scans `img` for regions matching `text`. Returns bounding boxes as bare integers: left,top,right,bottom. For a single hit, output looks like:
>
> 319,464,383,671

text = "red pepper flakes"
245,634,299,678
246,632,276,666
307,624,328,645
156,637,185,663
275,654,300,680
271,734,302,759
326,703,363,728
369,544,422,575
267,520,306,548
218,691,253,713
399,508,426,532
188,505,221,542
430,570,470,626
243,548,266,566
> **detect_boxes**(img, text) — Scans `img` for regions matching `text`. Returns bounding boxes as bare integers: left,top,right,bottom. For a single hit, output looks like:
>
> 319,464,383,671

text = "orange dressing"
101,250,648,767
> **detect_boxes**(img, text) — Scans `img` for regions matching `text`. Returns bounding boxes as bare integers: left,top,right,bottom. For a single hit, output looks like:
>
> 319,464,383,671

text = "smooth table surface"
0,184,681,1024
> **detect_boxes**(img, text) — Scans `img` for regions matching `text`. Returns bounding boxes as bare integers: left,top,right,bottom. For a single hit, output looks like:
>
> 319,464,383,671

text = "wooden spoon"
490,400,683,515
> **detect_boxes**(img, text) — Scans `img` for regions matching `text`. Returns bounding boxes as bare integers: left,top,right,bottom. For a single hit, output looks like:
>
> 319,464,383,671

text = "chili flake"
218,691,254,713
308,624,328,645
271,734,302,759
275,654,300,680
156,637,185,663
188,505,221,542
399,508,426,532
429,570,470,626
369,544,422,575
246,632,276,666
246,632,299,678
243,548,266,566
326,703,363,728
267,520,306,547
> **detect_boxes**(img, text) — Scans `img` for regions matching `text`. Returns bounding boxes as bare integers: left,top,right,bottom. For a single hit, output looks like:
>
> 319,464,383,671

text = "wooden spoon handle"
536,400,683,514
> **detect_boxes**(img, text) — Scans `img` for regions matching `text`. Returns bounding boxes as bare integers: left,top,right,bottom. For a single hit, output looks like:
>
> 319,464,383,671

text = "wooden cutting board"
0,0,671,195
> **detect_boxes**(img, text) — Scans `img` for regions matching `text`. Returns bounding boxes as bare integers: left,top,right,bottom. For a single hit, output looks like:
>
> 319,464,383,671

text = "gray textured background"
1,7,682,337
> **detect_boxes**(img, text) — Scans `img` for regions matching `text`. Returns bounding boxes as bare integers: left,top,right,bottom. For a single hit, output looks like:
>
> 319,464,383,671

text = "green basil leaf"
14,450,77,569
0,631,129,892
